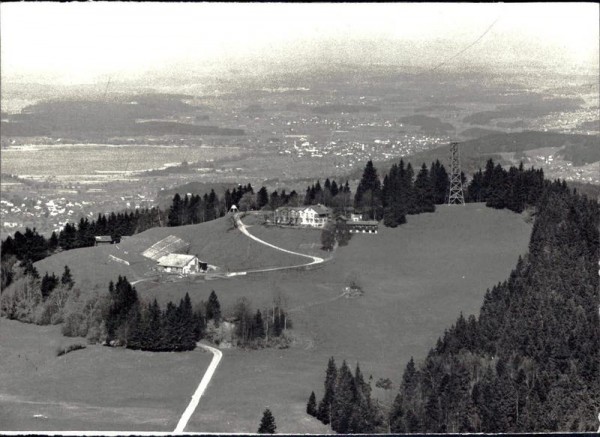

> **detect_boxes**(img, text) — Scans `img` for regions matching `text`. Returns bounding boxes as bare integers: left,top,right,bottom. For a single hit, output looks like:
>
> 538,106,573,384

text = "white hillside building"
157,253,199,275
274,204,332,228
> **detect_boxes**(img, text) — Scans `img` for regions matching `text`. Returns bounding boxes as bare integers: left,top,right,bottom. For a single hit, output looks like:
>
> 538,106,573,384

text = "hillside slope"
168,204,533,432
34,215,311,287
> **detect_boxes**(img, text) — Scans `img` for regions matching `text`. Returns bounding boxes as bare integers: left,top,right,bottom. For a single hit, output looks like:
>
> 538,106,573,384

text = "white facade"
157,253,199,275
274,205,331,228
298,207,329,228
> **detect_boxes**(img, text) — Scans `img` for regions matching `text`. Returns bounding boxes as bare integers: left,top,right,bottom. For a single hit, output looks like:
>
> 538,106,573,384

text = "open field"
0,318,212,431
15,204,531,432
1,143,244,181
144,204,532,432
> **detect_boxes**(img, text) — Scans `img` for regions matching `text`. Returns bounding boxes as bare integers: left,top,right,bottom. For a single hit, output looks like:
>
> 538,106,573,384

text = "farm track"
173,343,222,433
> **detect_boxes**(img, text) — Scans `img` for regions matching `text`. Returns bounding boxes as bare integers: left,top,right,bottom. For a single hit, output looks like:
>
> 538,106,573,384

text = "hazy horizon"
1,2,598,86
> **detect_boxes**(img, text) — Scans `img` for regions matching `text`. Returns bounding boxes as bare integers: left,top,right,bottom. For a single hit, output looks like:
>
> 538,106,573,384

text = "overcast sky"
1,2,598,84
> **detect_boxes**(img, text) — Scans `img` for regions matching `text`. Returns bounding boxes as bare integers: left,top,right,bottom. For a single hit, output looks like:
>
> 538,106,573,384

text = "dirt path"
232,213,326,274
173,343,222,433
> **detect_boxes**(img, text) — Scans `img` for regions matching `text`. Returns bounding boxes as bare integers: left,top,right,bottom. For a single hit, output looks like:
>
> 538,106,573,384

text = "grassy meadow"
177,203,533,432
0,318,212,431
7,203,532,432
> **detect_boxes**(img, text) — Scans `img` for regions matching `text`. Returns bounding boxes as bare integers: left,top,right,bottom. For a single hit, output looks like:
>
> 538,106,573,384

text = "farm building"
95,235,114,245
157,253,205,275
274,204,332,228
347,220,379,233
337,216,379,234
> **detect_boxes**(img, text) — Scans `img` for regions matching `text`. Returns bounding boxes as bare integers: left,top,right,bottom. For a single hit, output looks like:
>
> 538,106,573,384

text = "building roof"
349,220,379,226
95,235,113,242
275,206,305,212
157,253,197,268
276,205,332,215
305,204,332,215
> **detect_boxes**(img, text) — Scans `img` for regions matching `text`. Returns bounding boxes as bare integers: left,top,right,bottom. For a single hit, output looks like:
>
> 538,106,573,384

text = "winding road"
173,214,328,432
231,213,327,274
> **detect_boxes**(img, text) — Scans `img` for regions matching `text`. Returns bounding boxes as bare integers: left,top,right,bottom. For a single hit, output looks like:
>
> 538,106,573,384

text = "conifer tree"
405,162,418,214
161,301,179,350
126,301,143,350
193,304,206,341
331,360,356,433
414,163,435,213
390,394,405,432
179,293,197,350
254,309,265,339
40,272,59,299
257,187,269,209
61,265,74,289
382,162,406,227
168,193,183,226
350,363,382,432
106,276,139,344
330,180,339,197
355,160,382,219
258,408,277,434
307,391,318,417
146,299,162,349
317,357,337,424
430,160,450,204
206,290,221,324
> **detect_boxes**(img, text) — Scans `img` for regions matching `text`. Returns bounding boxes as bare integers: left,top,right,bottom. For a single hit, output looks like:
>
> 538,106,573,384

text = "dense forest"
310,164,599,432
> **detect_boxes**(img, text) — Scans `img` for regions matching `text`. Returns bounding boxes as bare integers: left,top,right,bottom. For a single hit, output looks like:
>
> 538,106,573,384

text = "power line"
428,16,501,73
103,76,112,100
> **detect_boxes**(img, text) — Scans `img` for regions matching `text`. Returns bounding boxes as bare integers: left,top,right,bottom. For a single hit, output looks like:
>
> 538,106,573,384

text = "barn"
157,253,201,275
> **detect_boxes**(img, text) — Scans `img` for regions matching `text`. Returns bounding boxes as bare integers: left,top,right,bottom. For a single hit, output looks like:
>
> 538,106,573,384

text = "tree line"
354,159,451,224
466,159,545,213
105,276,205,351
302,179,352,210
354,157,548,227
388,180,599,432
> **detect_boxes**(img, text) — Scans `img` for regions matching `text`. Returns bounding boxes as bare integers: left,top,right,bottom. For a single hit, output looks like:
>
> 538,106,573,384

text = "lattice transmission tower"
448,142,465,205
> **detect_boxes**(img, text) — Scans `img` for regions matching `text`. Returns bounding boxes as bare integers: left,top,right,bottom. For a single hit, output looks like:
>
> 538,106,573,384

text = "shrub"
56,343,86,357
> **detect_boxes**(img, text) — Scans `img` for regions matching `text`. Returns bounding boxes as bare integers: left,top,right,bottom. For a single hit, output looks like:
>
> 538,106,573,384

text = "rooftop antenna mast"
448,142,465,205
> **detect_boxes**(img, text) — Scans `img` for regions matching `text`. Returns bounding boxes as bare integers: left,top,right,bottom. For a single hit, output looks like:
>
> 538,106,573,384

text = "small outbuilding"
95,235,114,245
347,220,379,234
